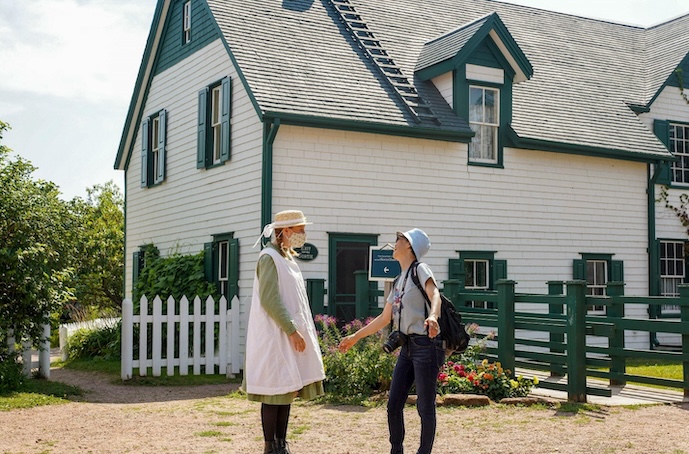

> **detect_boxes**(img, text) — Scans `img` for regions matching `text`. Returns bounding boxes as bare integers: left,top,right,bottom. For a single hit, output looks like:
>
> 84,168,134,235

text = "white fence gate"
4,324,51,379
121,295,242,380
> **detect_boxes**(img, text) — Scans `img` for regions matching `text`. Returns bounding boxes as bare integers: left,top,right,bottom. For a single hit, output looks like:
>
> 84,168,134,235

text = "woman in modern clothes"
244,210,325,454
339,228,443,454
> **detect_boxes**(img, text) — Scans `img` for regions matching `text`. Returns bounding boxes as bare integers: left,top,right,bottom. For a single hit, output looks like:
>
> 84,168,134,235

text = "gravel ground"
1,368,689,453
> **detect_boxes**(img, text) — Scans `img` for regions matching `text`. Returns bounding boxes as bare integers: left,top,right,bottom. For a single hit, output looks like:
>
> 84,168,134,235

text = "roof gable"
416,12,533,84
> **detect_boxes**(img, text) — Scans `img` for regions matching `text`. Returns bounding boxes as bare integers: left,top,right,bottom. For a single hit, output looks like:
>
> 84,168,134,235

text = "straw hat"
253,210,312,247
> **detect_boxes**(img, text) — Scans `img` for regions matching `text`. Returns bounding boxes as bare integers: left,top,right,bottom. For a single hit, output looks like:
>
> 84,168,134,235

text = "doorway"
328,233,378,322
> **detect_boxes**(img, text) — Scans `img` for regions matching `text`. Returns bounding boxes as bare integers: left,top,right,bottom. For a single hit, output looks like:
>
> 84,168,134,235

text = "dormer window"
183,1,191,44
469,85,499,163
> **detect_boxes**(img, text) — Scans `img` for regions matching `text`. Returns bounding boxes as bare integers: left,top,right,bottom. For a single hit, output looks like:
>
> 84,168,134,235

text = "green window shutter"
448,258,463,280
611,260,624,282
203,242,213,282
654,119,671,184
132,251,141,287
228,238,240,302
493,259,507,283
155,109,166,184
197,88,208,169
141,118,149,187
573,259,586,280
220,76,231,163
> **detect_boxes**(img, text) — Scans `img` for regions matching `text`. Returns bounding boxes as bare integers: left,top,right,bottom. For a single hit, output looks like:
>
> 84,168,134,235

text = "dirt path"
2,369,689,453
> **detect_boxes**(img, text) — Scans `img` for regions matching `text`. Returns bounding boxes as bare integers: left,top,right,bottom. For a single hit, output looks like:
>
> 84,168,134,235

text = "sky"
1,0,688,201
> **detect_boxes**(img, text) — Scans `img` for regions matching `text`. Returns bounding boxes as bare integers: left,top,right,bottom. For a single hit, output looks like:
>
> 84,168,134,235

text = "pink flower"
438,372,448,382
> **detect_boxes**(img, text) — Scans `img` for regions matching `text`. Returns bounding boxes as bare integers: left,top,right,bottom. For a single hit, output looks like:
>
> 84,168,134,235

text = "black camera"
383,331,405,353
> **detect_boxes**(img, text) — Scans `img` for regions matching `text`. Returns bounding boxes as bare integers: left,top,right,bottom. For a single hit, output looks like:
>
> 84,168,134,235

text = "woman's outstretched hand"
289,330,306,352
338,334,357,352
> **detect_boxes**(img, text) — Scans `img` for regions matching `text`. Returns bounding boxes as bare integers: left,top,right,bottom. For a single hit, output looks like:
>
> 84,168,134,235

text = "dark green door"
328,233,377,322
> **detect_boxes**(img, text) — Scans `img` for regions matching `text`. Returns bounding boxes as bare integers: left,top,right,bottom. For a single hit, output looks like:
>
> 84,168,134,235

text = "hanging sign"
295,243,318,261
369,245,401,281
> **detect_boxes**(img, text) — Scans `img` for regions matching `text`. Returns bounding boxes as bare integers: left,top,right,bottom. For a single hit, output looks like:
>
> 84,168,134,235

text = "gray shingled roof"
206,0,689,159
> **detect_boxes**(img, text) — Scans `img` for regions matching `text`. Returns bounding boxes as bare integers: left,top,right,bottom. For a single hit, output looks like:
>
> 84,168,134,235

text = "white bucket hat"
397,228,430,259
253,210,312,247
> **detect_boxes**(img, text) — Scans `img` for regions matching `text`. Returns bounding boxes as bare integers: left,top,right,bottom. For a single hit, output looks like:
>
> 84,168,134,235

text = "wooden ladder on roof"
327,0,440,125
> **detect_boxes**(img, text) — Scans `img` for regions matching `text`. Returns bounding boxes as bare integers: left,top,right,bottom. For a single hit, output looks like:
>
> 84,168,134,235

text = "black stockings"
261,403,291,442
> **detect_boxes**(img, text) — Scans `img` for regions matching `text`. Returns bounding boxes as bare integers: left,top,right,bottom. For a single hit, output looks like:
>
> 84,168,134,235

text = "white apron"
244,247,325,395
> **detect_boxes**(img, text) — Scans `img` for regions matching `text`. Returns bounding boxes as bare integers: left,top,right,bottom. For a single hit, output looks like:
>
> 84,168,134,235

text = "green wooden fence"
443,280,689,402
314,273,689,403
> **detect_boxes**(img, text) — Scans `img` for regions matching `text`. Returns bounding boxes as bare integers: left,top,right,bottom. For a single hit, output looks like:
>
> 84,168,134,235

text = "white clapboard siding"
121,295,241,380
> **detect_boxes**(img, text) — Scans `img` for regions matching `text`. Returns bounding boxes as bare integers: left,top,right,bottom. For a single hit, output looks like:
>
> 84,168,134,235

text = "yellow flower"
510,380,518,388
533,376,539,385
482,359,488,366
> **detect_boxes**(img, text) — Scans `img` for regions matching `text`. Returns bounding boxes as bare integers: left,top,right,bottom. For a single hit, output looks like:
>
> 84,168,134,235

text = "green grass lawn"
0,378,82,411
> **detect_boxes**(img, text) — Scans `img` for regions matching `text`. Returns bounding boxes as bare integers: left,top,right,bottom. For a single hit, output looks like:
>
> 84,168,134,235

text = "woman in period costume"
244,210,325,454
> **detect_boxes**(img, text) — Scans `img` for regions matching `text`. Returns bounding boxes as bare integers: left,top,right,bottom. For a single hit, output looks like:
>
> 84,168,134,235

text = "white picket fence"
59,317,121,361
4,324,51,379
121,295,242,380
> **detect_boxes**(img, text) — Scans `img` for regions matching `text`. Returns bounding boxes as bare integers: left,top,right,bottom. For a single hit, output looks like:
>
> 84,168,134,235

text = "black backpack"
410,262,470,354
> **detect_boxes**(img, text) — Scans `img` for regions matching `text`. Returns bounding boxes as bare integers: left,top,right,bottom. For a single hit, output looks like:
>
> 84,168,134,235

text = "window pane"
469,88,483,122
485,89,497,123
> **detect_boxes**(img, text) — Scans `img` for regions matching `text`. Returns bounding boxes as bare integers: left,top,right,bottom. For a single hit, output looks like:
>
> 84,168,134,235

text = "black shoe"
275,438,291,454
264,441,278,454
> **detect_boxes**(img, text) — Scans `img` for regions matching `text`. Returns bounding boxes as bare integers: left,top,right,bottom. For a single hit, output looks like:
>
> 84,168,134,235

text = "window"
140,109,166,187
660,240,684,314
449,252,506,309
198,77,231,169
468,85,499,163
573,254,623,314
670,123,689,184
465,259,490,309
586,260,607,313
205,234,239,300
183,1,191,44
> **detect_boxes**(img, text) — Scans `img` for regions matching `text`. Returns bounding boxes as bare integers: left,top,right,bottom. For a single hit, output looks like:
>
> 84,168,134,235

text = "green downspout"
648,162,664,348
261,119,280,230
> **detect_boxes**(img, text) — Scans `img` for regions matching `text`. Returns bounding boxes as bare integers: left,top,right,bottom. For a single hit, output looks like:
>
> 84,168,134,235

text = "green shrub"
315,315,397,404
66,321,121,361
0,350,25,394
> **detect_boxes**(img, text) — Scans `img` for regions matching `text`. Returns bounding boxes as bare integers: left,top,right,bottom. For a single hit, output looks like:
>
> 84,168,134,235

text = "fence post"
354,270,369,319
679,285,689,397
566,280,587,402
606,281,626,386
547,281,565,377
38,321,50,379
121,298,133,380
496,279,516,374
306,279,326,315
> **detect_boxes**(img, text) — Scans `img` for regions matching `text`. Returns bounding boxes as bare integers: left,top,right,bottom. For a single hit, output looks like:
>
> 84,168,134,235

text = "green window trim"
197,76,232,169
449,251,507,290
573,254,624,284
654,119,689,187
141,109,167,188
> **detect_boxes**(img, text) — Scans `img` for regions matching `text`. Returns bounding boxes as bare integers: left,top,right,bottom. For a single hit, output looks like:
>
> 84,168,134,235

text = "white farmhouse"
115,0,689,351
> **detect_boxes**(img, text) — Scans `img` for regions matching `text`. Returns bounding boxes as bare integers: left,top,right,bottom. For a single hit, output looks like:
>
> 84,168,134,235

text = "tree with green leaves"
0,121,76,348
67,181,124,318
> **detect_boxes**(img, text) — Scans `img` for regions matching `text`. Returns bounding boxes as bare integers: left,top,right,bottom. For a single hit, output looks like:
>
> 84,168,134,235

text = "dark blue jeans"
387,334,445,454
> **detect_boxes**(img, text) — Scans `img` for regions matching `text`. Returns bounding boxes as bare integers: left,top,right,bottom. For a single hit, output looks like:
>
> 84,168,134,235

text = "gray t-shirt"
387,262,437,336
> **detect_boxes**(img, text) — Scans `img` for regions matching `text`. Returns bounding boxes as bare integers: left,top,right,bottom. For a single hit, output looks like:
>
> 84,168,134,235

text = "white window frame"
660,240,684,313
465,259,490,309
670,123,689,184
468,85,499,164
183,1,192,44
151,116,161,182
586,260,607,313
218,240,229,298
211,85,222,164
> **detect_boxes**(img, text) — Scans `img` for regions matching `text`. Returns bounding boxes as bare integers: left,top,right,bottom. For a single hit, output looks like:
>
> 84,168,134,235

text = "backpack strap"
410,261,431,321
